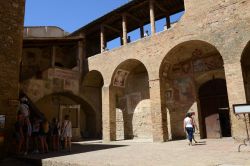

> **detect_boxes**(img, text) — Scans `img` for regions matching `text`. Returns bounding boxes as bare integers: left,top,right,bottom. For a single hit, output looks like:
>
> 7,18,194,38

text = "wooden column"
122,13,127,45
140,26,144,38
166,15,171,29
51,45,56,67
77,38,83,73
100,25,105,52
149,0,156,35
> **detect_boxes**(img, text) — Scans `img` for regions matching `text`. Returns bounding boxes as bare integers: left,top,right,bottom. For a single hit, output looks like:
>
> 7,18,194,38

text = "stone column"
149,79,168,142
224,62,247,140
100,25,105,52
0,0,25,158
102,86,116,142
149,0,156,35
122,14,127,45
140,26,144,38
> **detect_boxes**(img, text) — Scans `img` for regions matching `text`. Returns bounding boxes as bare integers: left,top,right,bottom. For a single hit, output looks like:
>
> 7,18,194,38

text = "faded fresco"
163,53,223,106
113,69,129,87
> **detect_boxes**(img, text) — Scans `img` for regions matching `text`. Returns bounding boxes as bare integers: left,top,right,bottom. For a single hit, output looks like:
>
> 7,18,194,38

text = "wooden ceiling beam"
154,1,169,14
128,0,149,12
125,12,143,25
103,24,121,34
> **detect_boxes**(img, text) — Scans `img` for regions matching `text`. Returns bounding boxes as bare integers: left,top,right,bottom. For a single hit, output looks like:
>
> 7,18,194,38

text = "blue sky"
25,0,184,49
24,0,129,33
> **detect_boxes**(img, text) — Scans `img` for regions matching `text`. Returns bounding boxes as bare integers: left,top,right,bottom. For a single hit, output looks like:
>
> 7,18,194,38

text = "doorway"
199,79,231,138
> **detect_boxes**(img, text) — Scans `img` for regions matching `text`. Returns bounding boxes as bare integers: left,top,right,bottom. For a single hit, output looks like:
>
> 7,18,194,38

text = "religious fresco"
113,69,129,88
193,55,223,73
162,51,223,106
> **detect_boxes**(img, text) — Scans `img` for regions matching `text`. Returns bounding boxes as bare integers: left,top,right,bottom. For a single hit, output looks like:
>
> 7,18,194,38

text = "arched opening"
241,41,250,103
160,40,231,140
36,93,97,140
111,59,152,141
199,79,231,138
81,70,104,139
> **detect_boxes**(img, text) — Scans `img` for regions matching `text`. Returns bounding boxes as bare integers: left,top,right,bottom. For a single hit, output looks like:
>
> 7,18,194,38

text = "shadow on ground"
1,143,127,166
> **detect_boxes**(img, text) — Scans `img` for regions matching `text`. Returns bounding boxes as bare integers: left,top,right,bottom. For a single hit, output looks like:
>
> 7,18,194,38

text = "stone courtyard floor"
1,138,250,166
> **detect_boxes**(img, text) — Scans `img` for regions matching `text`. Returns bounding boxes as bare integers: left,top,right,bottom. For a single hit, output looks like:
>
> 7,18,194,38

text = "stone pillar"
51,45,56,67
149,0,156,35
166,15,171,29
0,0,25,158
122,14,127,45
149,79,167,142
140,26,144,38
224,62,247,140
100,25,105,53
102,86,116,142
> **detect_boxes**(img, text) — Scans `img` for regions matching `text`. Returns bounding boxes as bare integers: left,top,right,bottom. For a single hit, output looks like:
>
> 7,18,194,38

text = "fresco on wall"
163,51,223,107
113,69,129,88
193,55,223,73
173,77,195,105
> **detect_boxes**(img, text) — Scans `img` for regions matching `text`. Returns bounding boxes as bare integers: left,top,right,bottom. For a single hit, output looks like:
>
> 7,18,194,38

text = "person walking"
183,112,194,146
61,115,72,152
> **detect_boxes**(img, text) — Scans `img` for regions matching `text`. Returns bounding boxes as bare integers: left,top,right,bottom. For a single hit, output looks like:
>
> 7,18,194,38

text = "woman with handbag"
61,115,72,152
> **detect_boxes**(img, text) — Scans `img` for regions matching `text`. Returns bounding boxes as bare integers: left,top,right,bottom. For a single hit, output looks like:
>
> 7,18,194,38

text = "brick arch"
109,58,152,140
159,39,227,140
110,59,149,87
36,92,100,138
159,40,224,78
241,40,250,103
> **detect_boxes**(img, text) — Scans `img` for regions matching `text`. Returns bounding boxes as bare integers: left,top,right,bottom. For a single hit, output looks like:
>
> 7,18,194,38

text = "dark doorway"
199,79,231,138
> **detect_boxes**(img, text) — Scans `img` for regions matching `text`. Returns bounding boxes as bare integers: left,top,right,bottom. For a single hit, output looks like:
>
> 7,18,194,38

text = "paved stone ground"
2,138,250,166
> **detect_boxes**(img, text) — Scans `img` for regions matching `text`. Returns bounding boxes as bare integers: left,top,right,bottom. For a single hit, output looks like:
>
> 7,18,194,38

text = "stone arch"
36,92,99,139
241,41,250,103
110,59,152,140
159,40,230,140
81,70,104,139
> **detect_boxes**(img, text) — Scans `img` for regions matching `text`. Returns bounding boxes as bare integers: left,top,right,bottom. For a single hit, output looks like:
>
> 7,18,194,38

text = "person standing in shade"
183,112,194,146
61,115,72,152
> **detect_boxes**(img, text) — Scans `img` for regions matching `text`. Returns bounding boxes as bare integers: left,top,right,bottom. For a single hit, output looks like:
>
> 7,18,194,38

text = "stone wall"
0,0,25,157
86,0,250,141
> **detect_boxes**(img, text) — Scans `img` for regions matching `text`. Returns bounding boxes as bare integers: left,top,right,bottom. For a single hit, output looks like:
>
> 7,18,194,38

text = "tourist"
39,119,49,153
32,117,40,153
127,36,131,43
50,118,60,151
14,113,24,155
183,112,194,145
23,117,32,155
144,30,149,37
19,97,30,119
61,115,72,152
191,112,198,143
